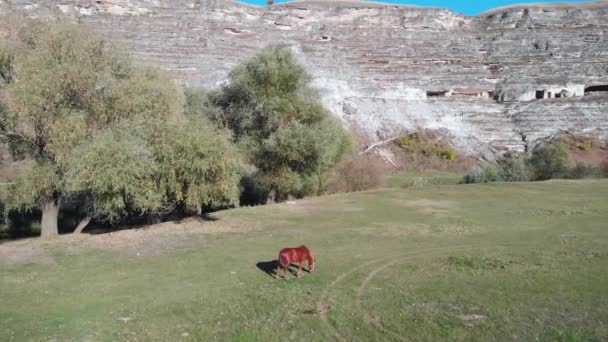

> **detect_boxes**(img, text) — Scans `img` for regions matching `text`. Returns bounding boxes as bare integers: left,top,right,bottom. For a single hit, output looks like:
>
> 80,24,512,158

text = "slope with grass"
1,180,607,341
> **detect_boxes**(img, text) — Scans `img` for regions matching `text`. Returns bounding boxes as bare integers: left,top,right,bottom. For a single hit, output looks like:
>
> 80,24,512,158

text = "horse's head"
308,251,316,272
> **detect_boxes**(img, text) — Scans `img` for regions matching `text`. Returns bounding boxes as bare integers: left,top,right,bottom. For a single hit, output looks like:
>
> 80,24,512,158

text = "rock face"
1,0,607,157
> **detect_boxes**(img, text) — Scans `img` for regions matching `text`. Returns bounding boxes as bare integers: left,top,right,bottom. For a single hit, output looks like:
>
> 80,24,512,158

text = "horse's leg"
297,262,303,277
283,265,289,279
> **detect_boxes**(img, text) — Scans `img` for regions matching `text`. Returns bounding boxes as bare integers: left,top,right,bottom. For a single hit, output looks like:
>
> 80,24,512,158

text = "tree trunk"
73,216,92,234
40,200,59,238
266,188,276,204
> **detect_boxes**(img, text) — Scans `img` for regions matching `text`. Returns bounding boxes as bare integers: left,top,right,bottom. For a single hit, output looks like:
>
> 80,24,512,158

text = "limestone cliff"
1,0,607,158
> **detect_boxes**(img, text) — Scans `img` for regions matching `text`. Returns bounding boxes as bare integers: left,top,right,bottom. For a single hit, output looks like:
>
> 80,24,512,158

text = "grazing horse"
276,245,315,279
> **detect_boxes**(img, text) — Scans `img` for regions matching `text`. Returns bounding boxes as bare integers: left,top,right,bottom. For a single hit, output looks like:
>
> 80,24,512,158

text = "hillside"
1,0,607,158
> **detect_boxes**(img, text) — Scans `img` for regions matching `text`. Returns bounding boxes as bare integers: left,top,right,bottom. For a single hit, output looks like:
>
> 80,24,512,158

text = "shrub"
528,143,569,181
421,144,458,161
329,155,384,193
238,173,268,206
602,159,608,178
461,164,502,184
576,140,593,151
562,163,601,179
498,157,531,182
396,131,458,162
440,147,458,161
397,134,418,151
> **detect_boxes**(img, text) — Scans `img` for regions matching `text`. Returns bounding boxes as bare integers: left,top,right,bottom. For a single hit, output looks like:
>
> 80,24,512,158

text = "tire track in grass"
317,258,388,341
318,246,470,341
354,243,531,339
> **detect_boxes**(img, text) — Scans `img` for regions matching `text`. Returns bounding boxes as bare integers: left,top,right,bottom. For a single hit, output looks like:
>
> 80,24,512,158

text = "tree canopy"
208,45,351,202
1,21,240,236
1,24,351,238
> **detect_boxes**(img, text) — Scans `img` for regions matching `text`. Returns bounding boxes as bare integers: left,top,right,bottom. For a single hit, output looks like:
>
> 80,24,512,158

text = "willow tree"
2,22,180,236
209,45,351,202
63,128,162,233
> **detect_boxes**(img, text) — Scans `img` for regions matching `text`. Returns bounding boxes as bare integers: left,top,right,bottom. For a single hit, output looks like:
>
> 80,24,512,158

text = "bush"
397,134,418,151
439,147,458,161
498,157,531,182
528,143,569,181
576,140,593,151
602,159,608,178
238,173,268,206
562,163,601,179
329,155,384,193
396,131,458,162
421,144,458,161
461,164,502,184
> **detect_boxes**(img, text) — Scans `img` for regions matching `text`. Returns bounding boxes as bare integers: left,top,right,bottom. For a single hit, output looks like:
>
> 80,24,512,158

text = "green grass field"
1,180,607,341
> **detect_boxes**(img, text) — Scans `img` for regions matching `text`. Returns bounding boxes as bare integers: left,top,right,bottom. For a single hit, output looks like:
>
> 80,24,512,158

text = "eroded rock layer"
1,0,607,156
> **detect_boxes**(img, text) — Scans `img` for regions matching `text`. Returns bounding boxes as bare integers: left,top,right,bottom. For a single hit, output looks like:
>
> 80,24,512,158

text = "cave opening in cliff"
585,85,608,94
427,90,447,97
535,90,545,99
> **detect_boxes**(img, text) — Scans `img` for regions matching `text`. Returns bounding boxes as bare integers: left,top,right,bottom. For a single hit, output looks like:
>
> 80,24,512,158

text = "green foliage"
421,144,457,161
576,140,593,151
64,128,162,223
439,147,458,161
461,164,502,184
209,45,351,200
183,87,224,124
562,163,601,180
462,141,608,184
528,143,569,181
3,21,240,231
498,157,531,182
462,156,532,184
397,131,457,162
152,120,241,210
0,102,31,160
9,161,62,210
558,132,596,151
397,134,418,151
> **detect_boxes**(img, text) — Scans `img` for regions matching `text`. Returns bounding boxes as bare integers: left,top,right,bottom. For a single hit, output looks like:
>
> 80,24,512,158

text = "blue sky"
239,0,597,15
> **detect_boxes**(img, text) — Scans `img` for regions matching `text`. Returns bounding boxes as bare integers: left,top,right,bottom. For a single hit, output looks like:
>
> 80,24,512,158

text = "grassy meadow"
1,179,607,341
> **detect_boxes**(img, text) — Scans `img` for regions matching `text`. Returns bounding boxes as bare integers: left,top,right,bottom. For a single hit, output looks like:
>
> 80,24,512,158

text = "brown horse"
276,245,315,279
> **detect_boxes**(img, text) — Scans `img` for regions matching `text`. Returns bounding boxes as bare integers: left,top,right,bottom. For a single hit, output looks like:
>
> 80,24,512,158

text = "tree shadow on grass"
87,213,220,235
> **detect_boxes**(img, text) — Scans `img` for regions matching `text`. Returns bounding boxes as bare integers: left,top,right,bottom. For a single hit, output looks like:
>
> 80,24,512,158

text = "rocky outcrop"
1,0,607,157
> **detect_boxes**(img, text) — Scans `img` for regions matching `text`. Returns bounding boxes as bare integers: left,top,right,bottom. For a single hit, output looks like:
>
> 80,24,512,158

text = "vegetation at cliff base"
0,21,351,238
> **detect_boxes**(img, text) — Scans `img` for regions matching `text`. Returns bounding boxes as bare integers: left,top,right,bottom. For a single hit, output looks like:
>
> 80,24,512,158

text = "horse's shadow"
256,260,312,278
256,260,278,278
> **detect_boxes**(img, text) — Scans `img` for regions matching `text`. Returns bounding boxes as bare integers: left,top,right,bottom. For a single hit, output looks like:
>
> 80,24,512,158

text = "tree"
64,127,162,232
209,45,351,202
2,22,181,236
150,119,241,215
528,142,569,181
